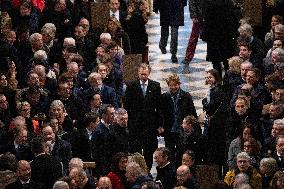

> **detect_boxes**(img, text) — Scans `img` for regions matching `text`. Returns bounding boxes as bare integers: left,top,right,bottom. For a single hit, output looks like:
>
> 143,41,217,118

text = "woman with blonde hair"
223,56,244,99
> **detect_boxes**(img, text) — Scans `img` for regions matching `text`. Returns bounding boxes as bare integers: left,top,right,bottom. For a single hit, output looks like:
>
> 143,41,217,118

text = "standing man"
160,73,197,164
153,0,187,63
124,63,162,168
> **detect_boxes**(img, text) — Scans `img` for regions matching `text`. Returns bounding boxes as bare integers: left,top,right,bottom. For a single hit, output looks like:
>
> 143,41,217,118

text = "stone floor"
147,6,212,115
147,6,214,178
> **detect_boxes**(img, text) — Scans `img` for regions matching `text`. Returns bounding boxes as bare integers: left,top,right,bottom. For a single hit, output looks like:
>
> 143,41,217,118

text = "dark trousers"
185,21,201,61
160,25,179,55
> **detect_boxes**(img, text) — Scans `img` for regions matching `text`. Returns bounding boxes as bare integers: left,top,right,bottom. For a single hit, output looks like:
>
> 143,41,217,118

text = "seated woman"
49,100,73,134
227,124,257,169
243,137,261,169
259,157,278,189
265,15,283,50
107,152,128,189
181,150,197,178
105,17,131,54
224,152,262,189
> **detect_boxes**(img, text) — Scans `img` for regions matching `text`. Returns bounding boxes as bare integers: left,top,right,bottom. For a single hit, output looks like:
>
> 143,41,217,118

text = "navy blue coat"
153,0,187,26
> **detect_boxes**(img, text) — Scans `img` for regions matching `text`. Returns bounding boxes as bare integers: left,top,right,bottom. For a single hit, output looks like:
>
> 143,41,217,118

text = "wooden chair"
83,162,96,176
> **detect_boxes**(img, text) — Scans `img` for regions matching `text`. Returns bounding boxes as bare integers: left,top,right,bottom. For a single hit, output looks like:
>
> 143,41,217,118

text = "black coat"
92,122,117,176
156,163,176,189
51,137,72,175
202,84,228,165
109,123,130,154
126,10,148,54
161,89,197,134
203,0,238,62
153,0,187,26
71,128,95,161
5,179,45,189
30,153,63,189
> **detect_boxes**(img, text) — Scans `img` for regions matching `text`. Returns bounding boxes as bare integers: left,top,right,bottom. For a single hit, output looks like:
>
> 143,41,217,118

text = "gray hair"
53,181,69,189
29,33,42,44
275,24,284,32
115,108,127,116
236,184,252,189
69,157,84,170
272,48,284,62
41,23,56,39
274,119,284,127
238,23,253,36
260,157,278,174
63,37,76,47
237,152,250,161
49,100,66,114
34,50,48,60
100,33,112,40
234,173,249,188
126,162,146,179
241,61,253,68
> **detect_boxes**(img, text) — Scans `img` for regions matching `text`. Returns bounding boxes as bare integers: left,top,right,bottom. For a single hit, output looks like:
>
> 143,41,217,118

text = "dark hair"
183,150,196,161
31,136,45,154
99,104,113,118
0,152,18,171
237,38,252,51
272,15,283,24
141,181,159,189
206,69,222,85
83,112,99,128
155,147,171,160
244,137,260,156
110,152,128,172
248,68,261,80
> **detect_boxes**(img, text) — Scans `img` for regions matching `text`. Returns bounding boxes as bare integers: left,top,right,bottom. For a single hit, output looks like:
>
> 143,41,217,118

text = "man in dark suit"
30,137,63,189
110,108,130,153
83,72,119,108
109,0,128,31
0,127,33,161
71,112,100,161
160,73,197,164
5,160,45,189
42,126,72,175
124,63,162,168
93,104,116,176
272,134,284,171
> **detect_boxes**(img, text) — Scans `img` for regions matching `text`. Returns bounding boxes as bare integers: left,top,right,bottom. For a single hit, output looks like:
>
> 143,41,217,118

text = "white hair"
41,23,56,38
69,157,84,169
100,33,112,40
63,37,76,47
238,23,253,36
275,24,284,32
237,152,250,160
29,33,42,44
34,50,48,60
53,181,69,189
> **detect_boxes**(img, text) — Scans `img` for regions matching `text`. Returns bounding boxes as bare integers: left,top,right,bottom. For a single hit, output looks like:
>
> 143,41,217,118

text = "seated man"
175,165,199,189
83,72,119,108
5,160,44,189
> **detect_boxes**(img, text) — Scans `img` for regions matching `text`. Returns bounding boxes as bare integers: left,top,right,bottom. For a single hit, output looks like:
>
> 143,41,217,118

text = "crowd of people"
0,0,284,188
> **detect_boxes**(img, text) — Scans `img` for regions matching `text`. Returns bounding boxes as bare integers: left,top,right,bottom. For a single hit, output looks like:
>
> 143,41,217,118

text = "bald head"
176,165,191,186
97,177,112,189
17,160,31,182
